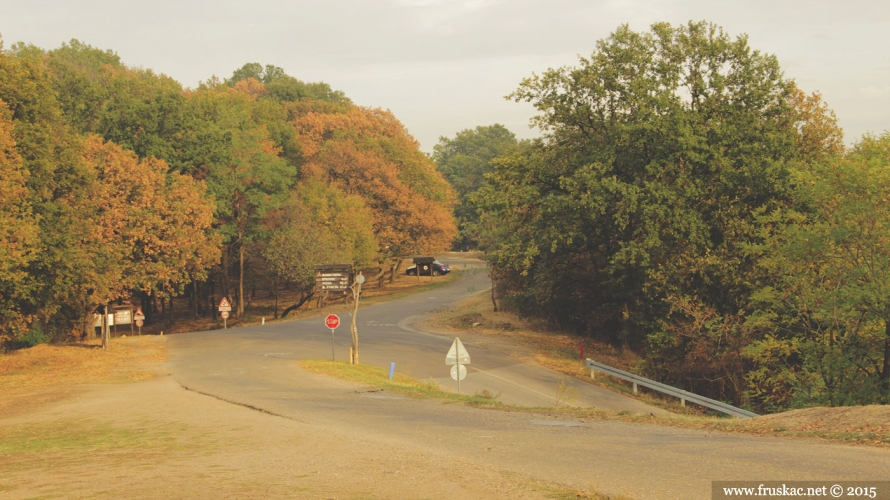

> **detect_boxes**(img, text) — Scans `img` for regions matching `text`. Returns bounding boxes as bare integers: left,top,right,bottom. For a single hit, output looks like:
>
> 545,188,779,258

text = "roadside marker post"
325,314,341,361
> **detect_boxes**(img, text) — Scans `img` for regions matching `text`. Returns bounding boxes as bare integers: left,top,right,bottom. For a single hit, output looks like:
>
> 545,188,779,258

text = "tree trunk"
391,259,402,284
141,292,151,325
238,243,245,319
882,319,890,399
274,275,280,319
192,277,198,319
281,292,314,318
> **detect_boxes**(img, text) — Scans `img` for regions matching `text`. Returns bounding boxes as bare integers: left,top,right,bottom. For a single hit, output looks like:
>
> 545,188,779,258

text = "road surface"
166,256,890,499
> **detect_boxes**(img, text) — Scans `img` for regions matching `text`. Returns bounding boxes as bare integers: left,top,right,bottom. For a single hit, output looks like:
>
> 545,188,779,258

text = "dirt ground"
0,336,590,500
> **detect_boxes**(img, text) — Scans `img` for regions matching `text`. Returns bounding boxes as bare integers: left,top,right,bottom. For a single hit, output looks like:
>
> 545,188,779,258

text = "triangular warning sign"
218,297,232,311
445,337,470,365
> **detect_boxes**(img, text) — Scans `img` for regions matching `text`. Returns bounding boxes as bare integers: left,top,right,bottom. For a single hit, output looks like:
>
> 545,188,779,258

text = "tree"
183,85,295,319
82,135,220,328
433,124,518,249
261,180,376,318
294,106,457,256
0,99,38,343
0,40,101,341
747,133,890,408
474,21,842,404
226,63,350,104
44,41,189,167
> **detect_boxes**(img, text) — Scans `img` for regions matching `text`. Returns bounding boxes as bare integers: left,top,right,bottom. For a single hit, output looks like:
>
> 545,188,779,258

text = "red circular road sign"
325,314,341,329
221,311,230,320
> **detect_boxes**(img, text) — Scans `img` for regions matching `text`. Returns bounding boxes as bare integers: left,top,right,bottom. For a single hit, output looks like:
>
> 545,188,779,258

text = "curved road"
166,256,890,499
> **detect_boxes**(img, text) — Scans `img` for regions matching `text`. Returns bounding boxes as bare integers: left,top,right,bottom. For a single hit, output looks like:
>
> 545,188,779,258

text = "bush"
12,323,50,350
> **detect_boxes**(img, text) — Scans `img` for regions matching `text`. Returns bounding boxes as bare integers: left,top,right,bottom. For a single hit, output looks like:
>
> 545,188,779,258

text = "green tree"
747,133,890,408
184,84,296,318
475,21,839,404
261,180,377,318
226,62,349,104
433,124,518,249
44,41,189,167
0,40,100,341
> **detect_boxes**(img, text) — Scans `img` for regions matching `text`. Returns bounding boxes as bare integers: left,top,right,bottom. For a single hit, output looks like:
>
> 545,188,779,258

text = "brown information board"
315,264,353,293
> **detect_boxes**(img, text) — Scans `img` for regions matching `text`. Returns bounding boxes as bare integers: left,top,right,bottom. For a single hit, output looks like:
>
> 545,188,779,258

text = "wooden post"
350,273,363,365
102,304,109,351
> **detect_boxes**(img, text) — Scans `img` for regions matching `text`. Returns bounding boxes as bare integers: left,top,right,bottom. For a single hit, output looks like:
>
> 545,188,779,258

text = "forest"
434,21,890,412
0,38,456,350
3,20,890,413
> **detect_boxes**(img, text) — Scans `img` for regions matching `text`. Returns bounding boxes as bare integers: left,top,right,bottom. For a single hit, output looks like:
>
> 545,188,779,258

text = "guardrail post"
632,382,638,395
590,367,596,380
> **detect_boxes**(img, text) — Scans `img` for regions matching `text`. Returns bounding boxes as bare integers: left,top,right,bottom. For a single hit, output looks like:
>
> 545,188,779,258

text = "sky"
1,0,888,152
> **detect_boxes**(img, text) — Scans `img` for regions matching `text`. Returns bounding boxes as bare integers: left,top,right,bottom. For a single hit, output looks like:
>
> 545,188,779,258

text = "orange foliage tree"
81,135,220,331
0,100,39,341
293,106,456,256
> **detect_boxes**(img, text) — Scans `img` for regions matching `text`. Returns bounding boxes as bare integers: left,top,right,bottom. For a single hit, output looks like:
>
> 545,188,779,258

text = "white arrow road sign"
446,337,470,366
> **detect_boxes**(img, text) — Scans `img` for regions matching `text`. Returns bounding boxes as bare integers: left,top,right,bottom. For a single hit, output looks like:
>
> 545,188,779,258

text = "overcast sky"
1,0,888,152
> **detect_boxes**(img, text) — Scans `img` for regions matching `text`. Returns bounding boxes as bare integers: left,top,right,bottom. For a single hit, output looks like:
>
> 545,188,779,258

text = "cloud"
859,86,890,98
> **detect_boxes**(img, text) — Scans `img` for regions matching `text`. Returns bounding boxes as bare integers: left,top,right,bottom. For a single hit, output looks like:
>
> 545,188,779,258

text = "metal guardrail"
585,359,759,419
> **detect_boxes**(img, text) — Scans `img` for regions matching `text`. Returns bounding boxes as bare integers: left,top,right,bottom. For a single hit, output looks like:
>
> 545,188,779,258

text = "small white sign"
450,364,467,381
445,337,470,366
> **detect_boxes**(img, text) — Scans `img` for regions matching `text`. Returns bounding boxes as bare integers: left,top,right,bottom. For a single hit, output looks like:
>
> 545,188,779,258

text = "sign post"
134,307,145,335
446,337,471,394
325,314,340,361
218,297,232,329
350,272,365,364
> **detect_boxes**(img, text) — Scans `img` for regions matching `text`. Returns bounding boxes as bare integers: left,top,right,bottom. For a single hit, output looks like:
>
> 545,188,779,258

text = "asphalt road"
166,256,890,499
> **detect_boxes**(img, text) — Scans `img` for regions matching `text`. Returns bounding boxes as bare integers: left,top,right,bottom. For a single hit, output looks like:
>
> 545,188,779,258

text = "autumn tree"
294,106,457,256
81,135,219,328
0,99,38,343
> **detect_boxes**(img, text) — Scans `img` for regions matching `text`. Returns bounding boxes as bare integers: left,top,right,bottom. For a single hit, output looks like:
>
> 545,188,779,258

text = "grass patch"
0,336,166,418
0,419,169,457
0,417,216,475
299,359,503,407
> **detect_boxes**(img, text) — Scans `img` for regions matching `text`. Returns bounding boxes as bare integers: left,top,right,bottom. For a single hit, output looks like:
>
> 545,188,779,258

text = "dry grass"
0,336,166,418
